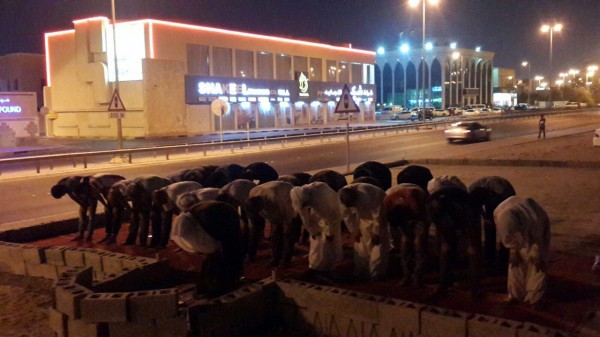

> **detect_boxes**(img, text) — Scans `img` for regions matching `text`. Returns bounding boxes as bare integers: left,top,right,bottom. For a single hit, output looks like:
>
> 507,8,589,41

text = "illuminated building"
44,17,376,138
375,43,494,109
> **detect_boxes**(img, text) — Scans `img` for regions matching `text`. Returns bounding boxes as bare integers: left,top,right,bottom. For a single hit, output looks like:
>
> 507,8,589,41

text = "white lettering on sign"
197,81,290,97
0,98,10,103
321,85,374,98
0,106,22,113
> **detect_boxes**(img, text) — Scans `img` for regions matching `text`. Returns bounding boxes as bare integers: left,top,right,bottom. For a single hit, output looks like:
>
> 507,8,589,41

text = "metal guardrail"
0,108,593,176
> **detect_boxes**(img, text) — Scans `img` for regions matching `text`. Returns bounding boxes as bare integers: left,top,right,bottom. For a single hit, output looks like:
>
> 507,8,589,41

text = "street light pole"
421,0,426,125
522,61,531,104
541,23,562,107
111,0,123,151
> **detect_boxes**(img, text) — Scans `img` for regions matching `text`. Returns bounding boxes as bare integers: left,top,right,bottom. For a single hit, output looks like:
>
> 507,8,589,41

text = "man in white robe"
290,182,343,273
494,196,551,305
339,183,391,280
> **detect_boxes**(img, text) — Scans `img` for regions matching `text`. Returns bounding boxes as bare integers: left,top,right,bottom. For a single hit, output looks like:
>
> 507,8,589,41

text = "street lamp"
522,61,531,103
541,23,562,104
587,65,598,85
409,0,439,122
535,75,544,88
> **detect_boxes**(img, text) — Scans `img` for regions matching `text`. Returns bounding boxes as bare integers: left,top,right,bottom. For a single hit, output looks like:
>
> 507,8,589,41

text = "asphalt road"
1,112,599,228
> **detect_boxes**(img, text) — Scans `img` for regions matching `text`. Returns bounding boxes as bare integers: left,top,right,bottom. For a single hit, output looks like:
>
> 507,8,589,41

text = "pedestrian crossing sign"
334,84,361,114
108,90,126,112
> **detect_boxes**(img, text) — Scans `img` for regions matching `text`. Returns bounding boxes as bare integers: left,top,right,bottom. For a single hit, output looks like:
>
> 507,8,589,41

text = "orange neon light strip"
44,30,75,87
72,17,108,24
149,21,155,59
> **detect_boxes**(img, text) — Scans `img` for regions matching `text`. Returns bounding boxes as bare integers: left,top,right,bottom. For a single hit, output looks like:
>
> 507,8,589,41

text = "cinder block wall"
0,241,592,337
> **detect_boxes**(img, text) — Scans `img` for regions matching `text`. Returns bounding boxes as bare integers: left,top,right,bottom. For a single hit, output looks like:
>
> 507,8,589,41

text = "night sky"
1,0,598,79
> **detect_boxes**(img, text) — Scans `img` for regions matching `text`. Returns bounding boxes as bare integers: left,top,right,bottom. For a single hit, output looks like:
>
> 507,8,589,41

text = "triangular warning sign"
108,90,126,111
334,84,360,113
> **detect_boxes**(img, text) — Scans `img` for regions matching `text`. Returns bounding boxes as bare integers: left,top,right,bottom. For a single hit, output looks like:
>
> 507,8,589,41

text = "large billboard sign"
0,92,37,119
185,76,295,104
185,75,375,105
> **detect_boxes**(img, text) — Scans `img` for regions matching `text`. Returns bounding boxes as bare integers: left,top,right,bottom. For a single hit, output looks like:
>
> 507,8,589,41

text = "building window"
351,63,362,84
309,58,322,81
326,60,337,82
236,49,254,78
187,44,210,75
213,47,233,77
276,54,292,80
293,56,308,75
338,61,349,84
257,51,273,79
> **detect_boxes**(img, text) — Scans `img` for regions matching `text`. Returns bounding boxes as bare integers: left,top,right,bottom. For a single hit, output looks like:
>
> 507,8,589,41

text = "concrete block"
25,262,59,279
48,307,68,337
120,255,157,270
379,299,422,336
129,289,179,322
467,314,521,337
84,250,105,273
45,246,69,266
519,322,570,337
330,289,380,323
55,283,94,319
109,321,158,337
67,319,108,337
101,252,126,275
420,306,469,337
21,245,46,263
155,316,189,337
80,292,130,323
64,248,86,267
5,244,26,275
92,269,143,293
59,266,93,288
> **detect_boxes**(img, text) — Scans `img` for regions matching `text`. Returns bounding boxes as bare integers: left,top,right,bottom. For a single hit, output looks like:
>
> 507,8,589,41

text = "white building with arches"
375,44,494,109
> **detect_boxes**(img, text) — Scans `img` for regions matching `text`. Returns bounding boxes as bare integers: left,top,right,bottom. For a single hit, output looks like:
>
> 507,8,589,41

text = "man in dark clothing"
538,115,546,139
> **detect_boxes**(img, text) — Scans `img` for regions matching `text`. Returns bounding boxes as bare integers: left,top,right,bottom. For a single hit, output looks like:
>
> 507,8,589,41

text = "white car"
462,108,479,116
594,129,600,147
433,109,450,117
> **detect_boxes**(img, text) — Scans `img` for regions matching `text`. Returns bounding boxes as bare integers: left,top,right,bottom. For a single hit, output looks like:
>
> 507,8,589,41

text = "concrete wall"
0,239,591,337
143,59,187,137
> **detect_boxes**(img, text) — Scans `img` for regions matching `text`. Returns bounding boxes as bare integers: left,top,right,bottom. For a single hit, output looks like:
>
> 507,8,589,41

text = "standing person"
538,114,546,139
494,196,551,306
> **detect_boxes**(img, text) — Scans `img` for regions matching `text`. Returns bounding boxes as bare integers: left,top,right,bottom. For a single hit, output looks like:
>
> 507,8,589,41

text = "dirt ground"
1,131,599,337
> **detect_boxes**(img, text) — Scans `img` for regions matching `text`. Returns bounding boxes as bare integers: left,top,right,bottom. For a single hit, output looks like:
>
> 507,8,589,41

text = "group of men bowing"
51,161,551,305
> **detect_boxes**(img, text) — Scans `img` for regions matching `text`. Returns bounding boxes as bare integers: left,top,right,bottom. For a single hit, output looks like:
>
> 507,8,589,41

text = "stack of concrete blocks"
186,278,278,337
1,240,594,337
273,278,578,337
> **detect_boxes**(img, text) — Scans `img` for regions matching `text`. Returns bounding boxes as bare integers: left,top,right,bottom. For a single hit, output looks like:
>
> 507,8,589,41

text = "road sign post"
334,84,361,172
108,89,127,164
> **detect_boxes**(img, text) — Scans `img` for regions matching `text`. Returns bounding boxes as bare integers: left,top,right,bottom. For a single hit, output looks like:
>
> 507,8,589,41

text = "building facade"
44,17,376,139
492,67,518,108
0,53,46,139
375,45,494,109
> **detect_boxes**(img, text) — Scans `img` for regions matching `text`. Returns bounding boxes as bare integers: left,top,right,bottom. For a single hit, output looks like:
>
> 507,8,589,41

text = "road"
1,112,599,228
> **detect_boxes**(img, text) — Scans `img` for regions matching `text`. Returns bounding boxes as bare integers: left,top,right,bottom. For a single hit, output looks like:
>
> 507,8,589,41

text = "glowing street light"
587,65,598,85
409,0,439,122
377,46,385,55
400,43,410,54
535,75,544,88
